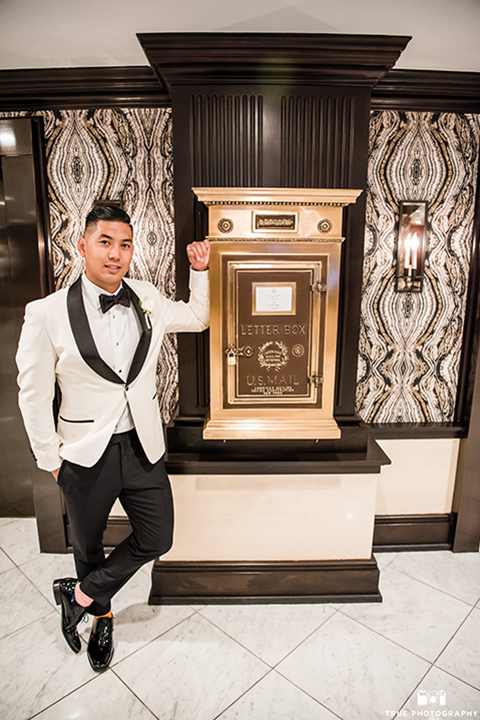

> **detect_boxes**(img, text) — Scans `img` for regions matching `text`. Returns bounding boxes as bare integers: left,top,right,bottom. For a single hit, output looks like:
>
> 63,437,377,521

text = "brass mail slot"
253,212,298,231
193,187,362,440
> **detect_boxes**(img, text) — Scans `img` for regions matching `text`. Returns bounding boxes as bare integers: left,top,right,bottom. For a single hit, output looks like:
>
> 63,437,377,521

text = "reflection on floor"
0,517,479,720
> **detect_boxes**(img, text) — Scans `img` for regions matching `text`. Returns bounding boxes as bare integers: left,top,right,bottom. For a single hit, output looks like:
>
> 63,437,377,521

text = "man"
16,204,209,671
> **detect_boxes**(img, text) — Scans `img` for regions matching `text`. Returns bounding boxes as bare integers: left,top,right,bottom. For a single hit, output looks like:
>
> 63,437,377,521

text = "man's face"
77,220,134,293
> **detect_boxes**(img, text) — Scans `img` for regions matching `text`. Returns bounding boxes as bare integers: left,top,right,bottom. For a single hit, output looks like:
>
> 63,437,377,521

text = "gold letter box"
194,187,362,440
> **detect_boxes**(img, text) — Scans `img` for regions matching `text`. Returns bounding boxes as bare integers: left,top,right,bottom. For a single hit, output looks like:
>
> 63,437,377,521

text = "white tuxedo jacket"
16,270,209,471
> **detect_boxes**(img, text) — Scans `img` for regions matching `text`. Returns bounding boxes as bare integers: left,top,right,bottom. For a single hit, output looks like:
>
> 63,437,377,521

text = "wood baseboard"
373,513,455,551
100,513,456,554
148,558,381,605
92,513,455,607
66,516,132,549
102,517,132,547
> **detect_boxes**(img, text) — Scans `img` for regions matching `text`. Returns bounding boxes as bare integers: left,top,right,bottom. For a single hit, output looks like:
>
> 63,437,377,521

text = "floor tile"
0,546,15,574
114,612,269,720
1,518,478,720
436,606,480,690
0,517,40,565
402,666,480,716
216,669,339,719
200,602,337,666
277,612,430,720
139,559,155,576
33,670,157,720
0,517,16,527
341,566,472,661
0,612,95,720
375,552,399,569
79,568,196,664
0,567,54,640
390,550,480,605
20,552,78,605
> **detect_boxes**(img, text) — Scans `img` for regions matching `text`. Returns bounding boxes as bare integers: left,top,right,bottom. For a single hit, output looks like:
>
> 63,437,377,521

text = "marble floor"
0,517,479,720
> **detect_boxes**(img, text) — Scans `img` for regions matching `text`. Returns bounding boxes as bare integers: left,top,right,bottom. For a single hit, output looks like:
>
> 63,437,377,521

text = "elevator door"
0,118,51,517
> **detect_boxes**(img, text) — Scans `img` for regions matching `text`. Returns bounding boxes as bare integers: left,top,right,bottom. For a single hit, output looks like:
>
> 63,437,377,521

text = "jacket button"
125,385,129,391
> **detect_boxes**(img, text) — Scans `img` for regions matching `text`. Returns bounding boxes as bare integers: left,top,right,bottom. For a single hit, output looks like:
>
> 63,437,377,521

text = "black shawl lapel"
123,280,152,385
67,276,152,386
67,276,124,384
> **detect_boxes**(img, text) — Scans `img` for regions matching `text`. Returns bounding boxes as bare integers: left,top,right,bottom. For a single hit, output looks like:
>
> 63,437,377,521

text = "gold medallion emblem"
257,341,289,371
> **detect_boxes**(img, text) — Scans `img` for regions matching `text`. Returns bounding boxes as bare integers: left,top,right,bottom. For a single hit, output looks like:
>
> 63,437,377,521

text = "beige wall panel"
161,474,377,562
375,439,459,515
111,438,457,559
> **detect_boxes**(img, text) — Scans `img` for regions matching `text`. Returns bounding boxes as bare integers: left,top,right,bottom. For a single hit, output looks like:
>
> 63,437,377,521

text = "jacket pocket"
59,416,94,424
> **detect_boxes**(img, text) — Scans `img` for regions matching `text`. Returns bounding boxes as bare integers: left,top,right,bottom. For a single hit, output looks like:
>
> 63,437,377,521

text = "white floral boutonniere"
139,298,154,328
139,298,153,316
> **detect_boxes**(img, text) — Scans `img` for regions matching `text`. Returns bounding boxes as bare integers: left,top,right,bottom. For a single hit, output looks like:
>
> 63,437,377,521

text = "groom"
16,204,209,671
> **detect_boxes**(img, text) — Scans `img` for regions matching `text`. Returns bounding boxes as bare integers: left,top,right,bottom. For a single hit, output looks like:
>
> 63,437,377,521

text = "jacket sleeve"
161,268,209,334
16,302,61,472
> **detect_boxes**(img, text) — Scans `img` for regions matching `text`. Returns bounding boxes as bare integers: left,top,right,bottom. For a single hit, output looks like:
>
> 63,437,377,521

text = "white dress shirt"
81,274,142,433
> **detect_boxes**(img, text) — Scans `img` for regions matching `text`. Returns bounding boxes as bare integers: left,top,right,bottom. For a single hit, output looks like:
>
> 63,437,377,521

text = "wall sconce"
395,201,427,292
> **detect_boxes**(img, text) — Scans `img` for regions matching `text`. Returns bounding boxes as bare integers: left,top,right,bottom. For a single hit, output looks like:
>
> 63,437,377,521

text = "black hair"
84,204,132,234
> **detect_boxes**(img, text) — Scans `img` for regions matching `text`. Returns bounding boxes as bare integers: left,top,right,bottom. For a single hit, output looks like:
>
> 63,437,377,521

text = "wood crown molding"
372,68,480,112
137,32,411,88
0,66,170,110
1,65,479,115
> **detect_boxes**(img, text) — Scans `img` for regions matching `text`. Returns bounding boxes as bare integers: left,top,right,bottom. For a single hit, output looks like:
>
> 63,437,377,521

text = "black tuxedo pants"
57,429,174,616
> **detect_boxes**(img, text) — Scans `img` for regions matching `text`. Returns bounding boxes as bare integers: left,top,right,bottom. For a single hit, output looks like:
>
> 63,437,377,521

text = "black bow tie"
99,287,130,313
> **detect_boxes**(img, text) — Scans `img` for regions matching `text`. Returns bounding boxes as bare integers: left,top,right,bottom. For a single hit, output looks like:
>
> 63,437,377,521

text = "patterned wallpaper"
1,109,178,424
357,111,480,423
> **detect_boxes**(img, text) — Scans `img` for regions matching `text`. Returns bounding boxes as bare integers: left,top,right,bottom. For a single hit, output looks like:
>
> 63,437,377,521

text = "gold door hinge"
311,282,328,293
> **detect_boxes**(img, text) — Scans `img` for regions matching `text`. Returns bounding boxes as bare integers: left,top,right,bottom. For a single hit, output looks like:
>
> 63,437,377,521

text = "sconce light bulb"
404,232,412,269
410,232,419,270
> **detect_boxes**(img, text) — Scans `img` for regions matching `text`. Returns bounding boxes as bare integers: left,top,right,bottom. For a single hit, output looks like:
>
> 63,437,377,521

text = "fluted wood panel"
280,95,355,188
190,94,263,187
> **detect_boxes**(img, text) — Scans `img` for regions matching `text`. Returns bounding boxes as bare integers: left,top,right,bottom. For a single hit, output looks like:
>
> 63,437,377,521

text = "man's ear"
77,236,86,258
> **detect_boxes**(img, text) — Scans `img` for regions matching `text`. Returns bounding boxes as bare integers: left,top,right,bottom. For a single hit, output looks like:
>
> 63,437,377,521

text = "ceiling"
1,0,479,73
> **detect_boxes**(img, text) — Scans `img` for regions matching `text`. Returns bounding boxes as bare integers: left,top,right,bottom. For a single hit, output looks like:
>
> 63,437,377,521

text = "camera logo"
417,690,447,706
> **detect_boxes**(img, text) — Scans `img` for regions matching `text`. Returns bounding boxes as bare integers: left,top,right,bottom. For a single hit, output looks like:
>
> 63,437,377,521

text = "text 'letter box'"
194,187,362,440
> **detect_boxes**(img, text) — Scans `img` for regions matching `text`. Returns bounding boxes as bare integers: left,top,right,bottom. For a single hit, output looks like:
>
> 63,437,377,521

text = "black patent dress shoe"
53,577,87,654
87,615,114,672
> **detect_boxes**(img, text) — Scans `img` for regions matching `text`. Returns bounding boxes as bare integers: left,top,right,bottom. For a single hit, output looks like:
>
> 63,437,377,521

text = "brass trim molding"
204,201,353,207
207,236,344,243
193,187,363,207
